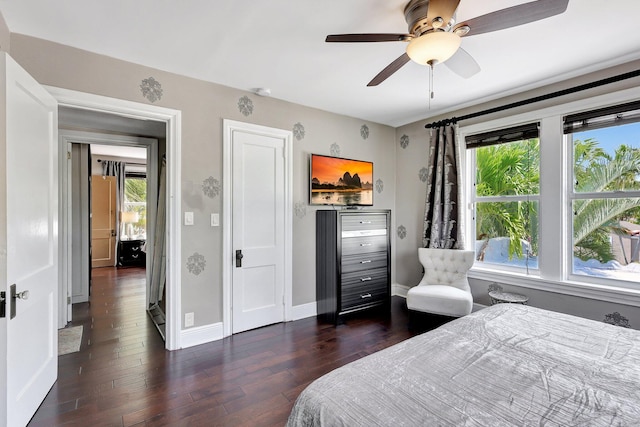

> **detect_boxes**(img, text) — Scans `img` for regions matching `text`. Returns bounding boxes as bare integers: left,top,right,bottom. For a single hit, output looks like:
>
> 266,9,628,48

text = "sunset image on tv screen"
311,155,373,206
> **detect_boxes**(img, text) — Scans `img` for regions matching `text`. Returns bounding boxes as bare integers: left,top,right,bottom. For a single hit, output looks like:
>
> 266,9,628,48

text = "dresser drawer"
341,267,388,288
342,235,388,256
341,252,387,274
341,281,388,311
341,214,388,232
118,239,146,267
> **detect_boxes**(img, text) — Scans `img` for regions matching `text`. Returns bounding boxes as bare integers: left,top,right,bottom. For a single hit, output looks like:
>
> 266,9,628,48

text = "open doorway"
59,106,167,340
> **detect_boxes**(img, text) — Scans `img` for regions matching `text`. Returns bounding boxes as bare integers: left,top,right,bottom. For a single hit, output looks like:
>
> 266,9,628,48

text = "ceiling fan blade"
454,0,569,37
367,53,411,86
427,0,461,27
326,34,411,43
444,48,480,79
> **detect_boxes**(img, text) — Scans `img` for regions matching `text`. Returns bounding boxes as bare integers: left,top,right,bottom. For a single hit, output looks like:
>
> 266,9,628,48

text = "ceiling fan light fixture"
406,31,461,65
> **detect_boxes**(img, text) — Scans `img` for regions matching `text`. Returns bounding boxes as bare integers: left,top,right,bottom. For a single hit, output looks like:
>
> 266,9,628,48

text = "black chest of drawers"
118,239,146,267
316,210,391,324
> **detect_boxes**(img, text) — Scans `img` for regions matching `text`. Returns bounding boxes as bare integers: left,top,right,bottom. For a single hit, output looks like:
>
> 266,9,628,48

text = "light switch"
184,211,194,226
211,213,219,227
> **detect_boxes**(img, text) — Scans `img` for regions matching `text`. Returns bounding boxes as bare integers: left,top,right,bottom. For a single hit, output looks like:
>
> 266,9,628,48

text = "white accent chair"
406,248,475,318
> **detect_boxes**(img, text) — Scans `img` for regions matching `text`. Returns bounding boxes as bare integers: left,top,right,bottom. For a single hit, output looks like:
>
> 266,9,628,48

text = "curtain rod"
97,158,147,166
424,69,640,129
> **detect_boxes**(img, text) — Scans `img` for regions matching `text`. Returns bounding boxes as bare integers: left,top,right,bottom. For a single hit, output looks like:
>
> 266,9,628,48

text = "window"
123,174,147,240
565,101,640,283
462,92,640,298
467,123,540,272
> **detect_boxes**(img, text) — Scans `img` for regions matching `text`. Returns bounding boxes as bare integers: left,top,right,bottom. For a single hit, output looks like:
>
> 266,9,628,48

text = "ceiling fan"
326,0,569,86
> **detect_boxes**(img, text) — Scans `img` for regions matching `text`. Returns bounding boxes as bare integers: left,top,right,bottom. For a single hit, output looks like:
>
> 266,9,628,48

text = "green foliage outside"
475,137,640,264
125,177,147,232
572,138,640,263
475,139,539,259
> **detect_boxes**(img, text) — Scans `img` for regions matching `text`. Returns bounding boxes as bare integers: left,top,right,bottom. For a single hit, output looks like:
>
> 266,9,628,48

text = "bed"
287,303,640,426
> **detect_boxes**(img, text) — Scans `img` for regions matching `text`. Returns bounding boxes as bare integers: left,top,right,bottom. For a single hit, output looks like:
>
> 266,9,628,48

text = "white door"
231,125,290,333
0,53,58,426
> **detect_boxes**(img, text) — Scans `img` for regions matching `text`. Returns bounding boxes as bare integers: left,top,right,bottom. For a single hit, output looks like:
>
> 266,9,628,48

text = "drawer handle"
360,277,372,282
360,221,372,224
360,243,372,247
360,260,372,264
360,293,372,299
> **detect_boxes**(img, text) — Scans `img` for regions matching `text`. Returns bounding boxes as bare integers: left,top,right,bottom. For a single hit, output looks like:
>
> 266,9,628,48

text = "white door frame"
47,86,183,350
222,119,293,337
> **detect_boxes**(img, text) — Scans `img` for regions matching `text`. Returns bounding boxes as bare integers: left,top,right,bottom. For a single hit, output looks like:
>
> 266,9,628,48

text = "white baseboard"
392,283,409,298
180,322,224,349
292,302,317,320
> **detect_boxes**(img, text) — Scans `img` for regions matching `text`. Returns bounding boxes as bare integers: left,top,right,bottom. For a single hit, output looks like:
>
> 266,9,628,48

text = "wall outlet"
185,312,195,327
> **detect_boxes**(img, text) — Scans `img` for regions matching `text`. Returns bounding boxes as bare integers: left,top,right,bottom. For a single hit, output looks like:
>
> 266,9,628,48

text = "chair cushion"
407,284,473,317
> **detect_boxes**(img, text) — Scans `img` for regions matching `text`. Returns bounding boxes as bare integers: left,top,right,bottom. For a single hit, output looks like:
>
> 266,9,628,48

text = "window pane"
124,177,147,239
573,121,640,193
475,201,538,270
475,139,539,197
572,198,640,282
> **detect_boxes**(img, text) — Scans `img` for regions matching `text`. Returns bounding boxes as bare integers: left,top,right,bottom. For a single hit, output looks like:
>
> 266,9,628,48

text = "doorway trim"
47,86,182,350
222,119,293,337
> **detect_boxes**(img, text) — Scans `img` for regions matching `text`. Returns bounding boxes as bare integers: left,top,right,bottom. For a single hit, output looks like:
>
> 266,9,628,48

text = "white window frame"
459,86,640,307
467,134,541,276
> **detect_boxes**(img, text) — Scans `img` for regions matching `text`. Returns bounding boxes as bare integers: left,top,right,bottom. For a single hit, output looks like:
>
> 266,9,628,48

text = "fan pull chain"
430,62,434,100
427,62,434,110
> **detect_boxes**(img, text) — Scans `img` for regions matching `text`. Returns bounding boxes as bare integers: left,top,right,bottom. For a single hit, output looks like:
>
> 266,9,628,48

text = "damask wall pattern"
375,179,384,194
330,143,341,157
397,225,407,239
187,252,206,276
202,176,221,199
400,134,410,149
360,124,370,140
604,312,631,328
238,96,254,116
419,167,429,182
293,122,306,141
294,201,307,219
140,77,163,103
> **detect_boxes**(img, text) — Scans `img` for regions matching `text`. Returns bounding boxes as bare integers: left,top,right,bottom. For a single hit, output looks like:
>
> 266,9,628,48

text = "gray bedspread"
287,303,640,426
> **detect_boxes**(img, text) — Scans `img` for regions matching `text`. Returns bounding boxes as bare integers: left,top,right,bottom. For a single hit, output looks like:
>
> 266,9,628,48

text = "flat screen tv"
310,154,373,206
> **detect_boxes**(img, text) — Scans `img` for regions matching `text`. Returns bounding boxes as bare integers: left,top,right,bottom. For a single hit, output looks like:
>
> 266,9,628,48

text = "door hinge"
67,151,71,160
68,296,71,305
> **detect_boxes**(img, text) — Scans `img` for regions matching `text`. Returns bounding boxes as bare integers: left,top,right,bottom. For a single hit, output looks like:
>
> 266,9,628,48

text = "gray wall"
8,34,396,329
394,60,640,329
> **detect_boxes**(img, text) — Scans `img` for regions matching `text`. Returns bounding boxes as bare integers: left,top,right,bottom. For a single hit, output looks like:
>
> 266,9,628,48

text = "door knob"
15,290,29,300
9,284,29,319
235,250,243,268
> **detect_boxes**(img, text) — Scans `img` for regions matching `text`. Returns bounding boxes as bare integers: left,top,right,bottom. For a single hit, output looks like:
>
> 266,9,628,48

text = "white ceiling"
1,1,640,127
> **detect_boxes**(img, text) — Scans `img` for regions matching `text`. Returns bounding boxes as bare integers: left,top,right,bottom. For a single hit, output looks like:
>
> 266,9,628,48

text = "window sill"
468,267,640,307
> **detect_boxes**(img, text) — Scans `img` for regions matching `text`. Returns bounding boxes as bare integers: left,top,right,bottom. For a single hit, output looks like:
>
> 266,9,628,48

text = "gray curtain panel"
423,123,461,249
102,160,126,265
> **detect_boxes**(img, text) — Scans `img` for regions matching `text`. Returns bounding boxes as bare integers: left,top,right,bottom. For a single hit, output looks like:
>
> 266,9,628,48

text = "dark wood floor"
29,267,444,426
